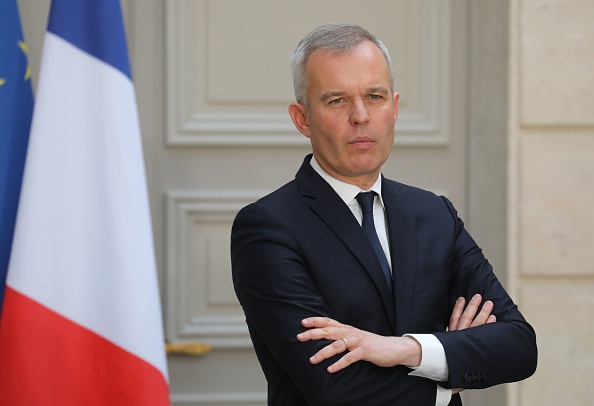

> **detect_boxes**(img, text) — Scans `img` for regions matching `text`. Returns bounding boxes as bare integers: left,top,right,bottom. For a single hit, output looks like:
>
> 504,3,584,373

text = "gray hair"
290,23,394,111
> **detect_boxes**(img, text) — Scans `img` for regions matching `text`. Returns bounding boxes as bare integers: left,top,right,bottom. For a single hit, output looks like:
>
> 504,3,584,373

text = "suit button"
464,373,472,383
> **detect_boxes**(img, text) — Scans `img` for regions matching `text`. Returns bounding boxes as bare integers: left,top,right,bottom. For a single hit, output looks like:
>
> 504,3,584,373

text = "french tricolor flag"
0,0,170,404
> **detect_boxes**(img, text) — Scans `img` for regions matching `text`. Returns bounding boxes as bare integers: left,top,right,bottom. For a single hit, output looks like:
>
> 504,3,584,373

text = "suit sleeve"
231,202,436,406
434,196,538,390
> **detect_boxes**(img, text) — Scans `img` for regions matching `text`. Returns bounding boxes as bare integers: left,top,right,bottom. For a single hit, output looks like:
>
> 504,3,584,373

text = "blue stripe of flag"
0,0,34,314
47,0,131,79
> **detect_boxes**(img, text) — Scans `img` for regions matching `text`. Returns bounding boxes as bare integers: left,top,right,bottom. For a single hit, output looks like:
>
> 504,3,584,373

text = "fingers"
297,317,347,343
302,333,356,374
297,328,339,342
326,350,357,373
449,297,466,330
301,316,340,329
297,317,360,373
308,338,352,367
470,300,494,328
456,294,483,329
449,294,497,331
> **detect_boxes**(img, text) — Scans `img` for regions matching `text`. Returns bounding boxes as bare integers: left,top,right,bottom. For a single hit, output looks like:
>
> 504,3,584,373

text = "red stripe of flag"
0,287,169,405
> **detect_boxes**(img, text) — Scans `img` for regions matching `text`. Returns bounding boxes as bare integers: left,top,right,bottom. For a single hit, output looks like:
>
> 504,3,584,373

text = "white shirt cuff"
404,334,451,406
404,333,449,381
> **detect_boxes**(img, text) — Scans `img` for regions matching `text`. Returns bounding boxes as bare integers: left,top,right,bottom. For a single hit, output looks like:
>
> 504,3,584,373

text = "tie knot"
356,191,377,213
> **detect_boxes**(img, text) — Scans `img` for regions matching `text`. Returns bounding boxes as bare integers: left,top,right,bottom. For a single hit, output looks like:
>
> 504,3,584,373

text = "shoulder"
385,178,436,198
248,180,301,211
382,177,447,206
231,179,312,256
382,177,462,226
233,180,304,226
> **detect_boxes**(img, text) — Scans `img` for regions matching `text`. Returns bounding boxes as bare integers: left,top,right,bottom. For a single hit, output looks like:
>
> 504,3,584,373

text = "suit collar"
296,155,397,333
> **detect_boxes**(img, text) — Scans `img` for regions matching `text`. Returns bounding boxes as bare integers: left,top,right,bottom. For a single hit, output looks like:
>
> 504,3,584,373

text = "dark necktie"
356,192,392,293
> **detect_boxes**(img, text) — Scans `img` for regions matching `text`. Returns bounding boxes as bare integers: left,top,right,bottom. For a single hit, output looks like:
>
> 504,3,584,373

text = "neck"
310,155,380,190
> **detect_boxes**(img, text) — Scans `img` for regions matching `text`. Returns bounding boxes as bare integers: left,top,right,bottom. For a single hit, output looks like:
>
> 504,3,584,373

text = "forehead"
305,41,392,92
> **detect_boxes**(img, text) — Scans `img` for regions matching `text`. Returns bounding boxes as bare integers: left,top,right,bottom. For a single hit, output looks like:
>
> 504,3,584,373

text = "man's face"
289,41,399,188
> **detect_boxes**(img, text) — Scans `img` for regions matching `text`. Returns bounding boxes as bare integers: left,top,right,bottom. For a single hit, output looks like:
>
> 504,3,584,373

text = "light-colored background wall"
508,0,594,404
15,1,594,405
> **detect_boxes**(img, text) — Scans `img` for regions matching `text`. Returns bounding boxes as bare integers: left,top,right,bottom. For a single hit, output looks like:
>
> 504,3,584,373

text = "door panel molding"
165,0,452,146
165,190,268,348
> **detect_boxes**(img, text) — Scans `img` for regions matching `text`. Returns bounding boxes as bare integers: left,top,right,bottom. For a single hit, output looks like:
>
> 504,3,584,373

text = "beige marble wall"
509,1,594,404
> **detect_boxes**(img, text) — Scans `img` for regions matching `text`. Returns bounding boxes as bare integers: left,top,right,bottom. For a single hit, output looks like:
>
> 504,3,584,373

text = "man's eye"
329,98,344,105
369,94,382,100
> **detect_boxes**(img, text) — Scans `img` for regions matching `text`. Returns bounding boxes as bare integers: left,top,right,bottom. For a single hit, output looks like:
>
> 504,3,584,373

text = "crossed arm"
298,294,496,393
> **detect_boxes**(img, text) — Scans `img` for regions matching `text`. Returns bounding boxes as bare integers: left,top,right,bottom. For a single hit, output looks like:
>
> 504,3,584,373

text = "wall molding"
165,190,268,349
165,0,451,146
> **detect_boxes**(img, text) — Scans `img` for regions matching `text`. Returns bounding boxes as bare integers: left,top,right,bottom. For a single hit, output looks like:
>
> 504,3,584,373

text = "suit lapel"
382,178,417,336
296,157,397,333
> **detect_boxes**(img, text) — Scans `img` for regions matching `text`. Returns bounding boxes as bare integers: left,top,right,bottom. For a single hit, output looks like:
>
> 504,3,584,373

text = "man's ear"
392,92,400,120
288,103,311,138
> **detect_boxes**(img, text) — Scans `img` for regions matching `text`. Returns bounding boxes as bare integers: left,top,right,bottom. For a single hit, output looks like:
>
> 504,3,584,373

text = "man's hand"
449,294,496,331
296,317,422,373
298,294,497,376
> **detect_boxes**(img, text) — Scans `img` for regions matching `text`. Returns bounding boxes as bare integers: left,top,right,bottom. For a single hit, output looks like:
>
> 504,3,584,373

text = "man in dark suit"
231,23,537,405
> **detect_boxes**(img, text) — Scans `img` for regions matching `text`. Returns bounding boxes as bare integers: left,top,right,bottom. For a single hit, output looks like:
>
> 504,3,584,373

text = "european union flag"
0,0,34,314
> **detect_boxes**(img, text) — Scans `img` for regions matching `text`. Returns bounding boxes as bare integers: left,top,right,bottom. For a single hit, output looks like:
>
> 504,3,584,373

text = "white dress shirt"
310,156,452,406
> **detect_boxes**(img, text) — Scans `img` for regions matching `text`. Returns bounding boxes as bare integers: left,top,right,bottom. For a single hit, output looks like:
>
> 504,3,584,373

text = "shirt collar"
310,155,385,208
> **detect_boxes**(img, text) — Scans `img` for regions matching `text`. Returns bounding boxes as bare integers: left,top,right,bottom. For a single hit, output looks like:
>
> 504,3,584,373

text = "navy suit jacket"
231,155,537,405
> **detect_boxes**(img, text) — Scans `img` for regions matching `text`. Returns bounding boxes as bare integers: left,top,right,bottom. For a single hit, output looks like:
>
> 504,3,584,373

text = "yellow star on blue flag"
0,0,34,313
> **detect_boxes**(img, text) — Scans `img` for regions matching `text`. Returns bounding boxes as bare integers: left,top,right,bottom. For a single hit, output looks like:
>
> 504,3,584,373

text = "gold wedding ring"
342,338,349,350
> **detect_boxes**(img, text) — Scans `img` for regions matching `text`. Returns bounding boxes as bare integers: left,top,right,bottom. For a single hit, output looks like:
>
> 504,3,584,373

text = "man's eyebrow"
320,87,390,101
368,86,390,95
320,91,346,102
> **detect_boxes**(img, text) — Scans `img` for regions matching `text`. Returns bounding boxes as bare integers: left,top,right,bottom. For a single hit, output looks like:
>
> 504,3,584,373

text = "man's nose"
349,99,370,125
